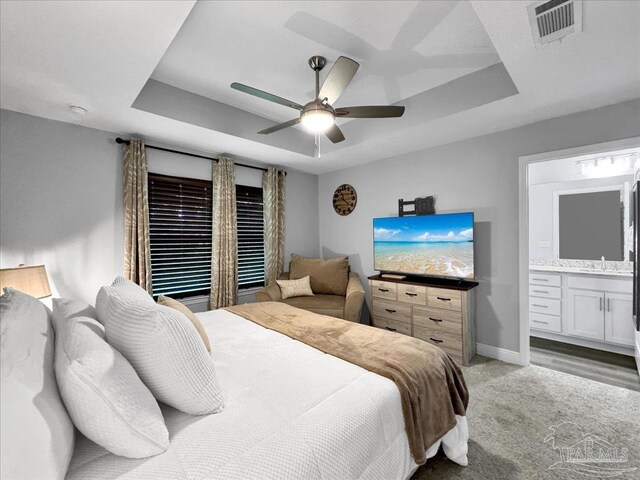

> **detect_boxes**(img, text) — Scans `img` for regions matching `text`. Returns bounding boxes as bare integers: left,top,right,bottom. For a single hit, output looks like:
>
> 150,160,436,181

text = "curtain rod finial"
115,137,130,146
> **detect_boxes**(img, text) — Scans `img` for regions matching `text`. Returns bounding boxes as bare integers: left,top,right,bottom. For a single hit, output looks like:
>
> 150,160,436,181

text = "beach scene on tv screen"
374,214,474,279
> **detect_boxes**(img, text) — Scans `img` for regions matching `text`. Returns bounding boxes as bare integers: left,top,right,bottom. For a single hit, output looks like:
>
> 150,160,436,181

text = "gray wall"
318,99,640,352
0,109,123,305
0,109,319,305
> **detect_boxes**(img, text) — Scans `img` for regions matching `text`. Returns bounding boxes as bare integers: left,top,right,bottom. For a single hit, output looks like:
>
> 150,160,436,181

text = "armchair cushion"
283,294,345,319
289,254,349,296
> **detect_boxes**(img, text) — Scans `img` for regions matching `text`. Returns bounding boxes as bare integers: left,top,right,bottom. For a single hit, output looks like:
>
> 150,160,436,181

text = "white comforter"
67,309,468,480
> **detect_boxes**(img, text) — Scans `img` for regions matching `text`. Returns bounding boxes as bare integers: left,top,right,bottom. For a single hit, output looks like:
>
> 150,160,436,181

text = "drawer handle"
378,288,389,292
385,326,397,332
532,278,549,282
532,320,549,325
429,317,443,323
532,290,548,294
532,304,548,308
385,308,397,313
429,337,443,343
405,292,418,297
436,296,451,302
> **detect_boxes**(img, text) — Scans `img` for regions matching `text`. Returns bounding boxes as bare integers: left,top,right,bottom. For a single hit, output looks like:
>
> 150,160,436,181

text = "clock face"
332,184,357,216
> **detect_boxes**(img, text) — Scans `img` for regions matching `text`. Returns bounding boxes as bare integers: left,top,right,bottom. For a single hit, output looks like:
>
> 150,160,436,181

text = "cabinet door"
566,289,604,341
604,292,635,347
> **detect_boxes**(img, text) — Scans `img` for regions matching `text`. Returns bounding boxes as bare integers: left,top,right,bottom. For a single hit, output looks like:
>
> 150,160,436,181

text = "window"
148,173,265,297
236,185,265,289
148,173,213,298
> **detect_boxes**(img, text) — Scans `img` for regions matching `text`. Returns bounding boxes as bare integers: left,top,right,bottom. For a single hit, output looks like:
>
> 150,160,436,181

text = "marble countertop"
529,265,633,278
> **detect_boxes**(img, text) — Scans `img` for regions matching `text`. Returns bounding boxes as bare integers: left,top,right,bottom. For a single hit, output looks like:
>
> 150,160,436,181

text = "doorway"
518,138,640,389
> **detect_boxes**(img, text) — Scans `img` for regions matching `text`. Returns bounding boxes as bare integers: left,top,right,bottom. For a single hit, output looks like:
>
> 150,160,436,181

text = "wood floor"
530,336,640,391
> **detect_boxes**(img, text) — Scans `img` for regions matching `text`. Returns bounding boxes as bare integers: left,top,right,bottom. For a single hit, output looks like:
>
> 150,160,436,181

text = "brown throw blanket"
225,302,469,465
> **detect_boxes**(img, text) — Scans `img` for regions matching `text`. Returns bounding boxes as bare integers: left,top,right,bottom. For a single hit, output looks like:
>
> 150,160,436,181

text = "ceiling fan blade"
231,83,303,111
335,106,405,118
325,124,345,144
318,56,359,105
258,117,301,135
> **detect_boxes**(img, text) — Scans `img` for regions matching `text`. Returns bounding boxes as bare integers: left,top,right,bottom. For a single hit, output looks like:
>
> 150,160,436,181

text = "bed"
66,307,468,480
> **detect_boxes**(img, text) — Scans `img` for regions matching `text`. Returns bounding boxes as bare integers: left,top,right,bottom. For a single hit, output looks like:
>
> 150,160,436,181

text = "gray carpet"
412,357,640,479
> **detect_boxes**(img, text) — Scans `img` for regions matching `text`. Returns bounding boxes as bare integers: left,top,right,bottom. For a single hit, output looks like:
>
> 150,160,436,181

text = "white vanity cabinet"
530,270,635,354
566,289,606,341
565,276,634,347
604,292,634,347
567,289,634,346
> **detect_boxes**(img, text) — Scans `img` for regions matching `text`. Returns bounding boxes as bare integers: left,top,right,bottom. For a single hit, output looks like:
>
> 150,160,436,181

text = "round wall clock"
333,184,357,216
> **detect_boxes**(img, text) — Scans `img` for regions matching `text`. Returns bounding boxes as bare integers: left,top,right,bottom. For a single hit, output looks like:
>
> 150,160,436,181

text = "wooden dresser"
368,275,478,366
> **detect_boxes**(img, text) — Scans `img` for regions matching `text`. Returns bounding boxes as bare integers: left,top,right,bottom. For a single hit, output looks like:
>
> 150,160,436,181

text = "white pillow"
96,277,224,415
0,288,75,480
52,298,169,458
276,275,314,300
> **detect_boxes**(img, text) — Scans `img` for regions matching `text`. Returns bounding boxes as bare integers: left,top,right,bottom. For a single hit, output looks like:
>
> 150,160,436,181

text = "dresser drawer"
529,285,561,300
529,272,561,287
372,298,411,323
529,297,561,316
414,326,463,358
427,288,462,312
413,306,461,335
529,312,561,333
397,284,427,305
372,317,412,336
370,280,397,300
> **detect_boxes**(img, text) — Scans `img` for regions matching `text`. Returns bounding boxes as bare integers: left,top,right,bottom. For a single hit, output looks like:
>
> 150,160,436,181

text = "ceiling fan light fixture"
300,109,334,133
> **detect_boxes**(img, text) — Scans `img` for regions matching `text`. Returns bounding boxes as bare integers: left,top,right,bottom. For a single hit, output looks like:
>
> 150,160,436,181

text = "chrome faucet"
601,256,606,271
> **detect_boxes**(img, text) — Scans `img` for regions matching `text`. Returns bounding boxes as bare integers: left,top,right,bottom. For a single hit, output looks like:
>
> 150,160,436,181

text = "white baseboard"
476,343,523,366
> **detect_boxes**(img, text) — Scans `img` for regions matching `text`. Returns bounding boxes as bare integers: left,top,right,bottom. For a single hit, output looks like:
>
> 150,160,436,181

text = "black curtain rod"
115,137,286,175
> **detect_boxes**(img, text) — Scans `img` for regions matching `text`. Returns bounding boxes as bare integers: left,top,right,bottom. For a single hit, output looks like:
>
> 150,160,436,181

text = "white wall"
318,99,640,352
0,109,319,305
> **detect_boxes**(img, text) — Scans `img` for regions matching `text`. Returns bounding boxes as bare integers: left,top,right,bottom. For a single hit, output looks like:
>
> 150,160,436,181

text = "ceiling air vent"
527,0,582,48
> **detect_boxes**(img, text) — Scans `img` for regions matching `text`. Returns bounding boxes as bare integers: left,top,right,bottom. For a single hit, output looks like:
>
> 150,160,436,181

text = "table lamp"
0,265,52,298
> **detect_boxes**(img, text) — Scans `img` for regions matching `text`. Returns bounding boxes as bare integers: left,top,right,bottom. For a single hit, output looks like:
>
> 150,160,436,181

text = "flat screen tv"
373,212,474,279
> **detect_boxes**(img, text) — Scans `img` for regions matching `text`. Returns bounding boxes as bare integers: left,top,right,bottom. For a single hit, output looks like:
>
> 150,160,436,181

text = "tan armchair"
256,258,365,323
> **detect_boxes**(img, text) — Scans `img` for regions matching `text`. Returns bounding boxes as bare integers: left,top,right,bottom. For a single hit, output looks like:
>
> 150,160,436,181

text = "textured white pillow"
0,288,75,480
276,275,314,300
52,298,169,458
96,277,224,415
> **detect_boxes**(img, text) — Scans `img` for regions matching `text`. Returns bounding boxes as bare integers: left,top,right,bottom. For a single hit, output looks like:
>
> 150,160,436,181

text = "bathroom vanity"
529,266,634,355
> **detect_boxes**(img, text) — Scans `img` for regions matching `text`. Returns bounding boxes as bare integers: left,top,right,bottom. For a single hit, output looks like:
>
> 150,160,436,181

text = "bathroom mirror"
554,187,625,261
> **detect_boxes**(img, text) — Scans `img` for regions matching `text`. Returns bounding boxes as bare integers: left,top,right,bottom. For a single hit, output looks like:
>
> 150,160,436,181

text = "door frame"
518,137,640,366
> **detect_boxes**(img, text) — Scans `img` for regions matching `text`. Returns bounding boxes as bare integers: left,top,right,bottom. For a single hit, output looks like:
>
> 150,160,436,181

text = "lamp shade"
0,265,52,298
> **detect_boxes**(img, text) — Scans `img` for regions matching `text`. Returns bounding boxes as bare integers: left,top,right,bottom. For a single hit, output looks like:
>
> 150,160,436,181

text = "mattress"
67,308,468,480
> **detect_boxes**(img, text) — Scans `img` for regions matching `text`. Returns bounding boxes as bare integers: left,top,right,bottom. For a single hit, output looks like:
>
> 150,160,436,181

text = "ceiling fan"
230,55,405,144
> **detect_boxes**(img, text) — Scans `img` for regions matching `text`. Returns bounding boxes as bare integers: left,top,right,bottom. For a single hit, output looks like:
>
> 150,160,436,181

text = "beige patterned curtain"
263,167,286,283
123,138,152,293
210,156,238,309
